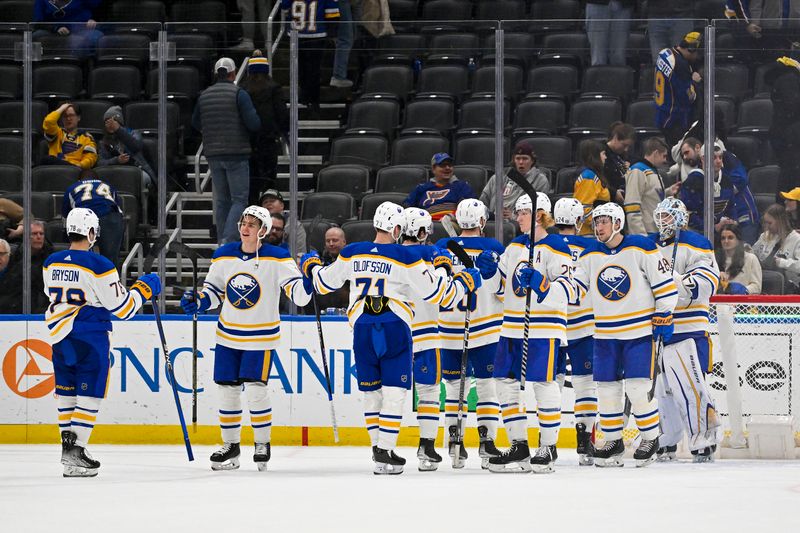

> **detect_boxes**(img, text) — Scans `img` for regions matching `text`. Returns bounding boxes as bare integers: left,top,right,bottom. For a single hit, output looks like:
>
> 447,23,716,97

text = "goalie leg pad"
245,382,272,446
416,383,441,440
626,378,660,441
377,386,406,451
533,381,561,446
218,384,243,444
655,371,684,448
363,389,383,447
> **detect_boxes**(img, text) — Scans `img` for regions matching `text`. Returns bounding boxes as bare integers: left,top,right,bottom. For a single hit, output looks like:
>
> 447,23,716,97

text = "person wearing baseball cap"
258,189,307,256
480,142,552,221
97,105,156,193
403,153,476,221
193,57,262,244
654,31,703,147
780,188,800,229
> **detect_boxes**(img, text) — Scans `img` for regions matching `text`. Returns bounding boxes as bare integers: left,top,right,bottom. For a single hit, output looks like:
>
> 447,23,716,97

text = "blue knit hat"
248,55,269,74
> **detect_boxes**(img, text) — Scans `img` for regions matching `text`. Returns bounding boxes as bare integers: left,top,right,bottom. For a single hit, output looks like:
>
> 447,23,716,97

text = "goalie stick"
144,235,195,461
446,239,474,468
504,171,538,391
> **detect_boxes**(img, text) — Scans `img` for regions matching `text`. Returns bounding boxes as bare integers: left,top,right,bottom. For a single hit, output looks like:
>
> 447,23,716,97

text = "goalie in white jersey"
180,206,312,471
573,203,679,467
300,202,482,475
649,197,721,462
483,193,575,473
43,208,161,476
436,199,506,469
552,197,598,466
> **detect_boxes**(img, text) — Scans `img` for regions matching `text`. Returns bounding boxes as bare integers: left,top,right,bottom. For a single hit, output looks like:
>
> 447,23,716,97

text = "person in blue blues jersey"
62,169,124,266
654,31,702,147
43,207,161,477
404,153,476,221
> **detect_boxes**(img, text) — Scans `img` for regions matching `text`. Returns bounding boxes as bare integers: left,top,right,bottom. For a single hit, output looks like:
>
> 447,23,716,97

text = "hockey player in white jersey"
436,199,506,468
649,197,721,462
300,201,482,474
572,203,678,467
552,197,598,466
179,206,312,471
43,207,161,476
485,193,575,473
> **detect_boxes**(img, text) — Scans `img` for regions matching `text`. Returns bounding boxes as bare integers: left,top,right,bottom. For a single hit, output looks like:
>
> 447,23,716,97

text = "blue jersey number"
456,292,477,312
48,287,87,313
355,277,385,298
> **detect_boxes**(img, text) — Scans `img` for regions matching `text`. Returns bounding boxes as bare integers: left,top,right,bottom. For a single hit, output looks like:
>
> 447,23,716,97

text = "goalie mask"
401,207,433,243
455,198,487,230
66,207,100,247
654,197,688,241
553,197,584,230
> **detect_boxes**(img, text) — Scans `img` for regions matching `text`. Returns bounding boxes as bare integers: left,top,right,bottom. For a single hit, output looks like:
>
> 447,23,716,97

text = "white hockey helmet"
653,197,689,240
65,207,100,246
514,192,551,215
591,202,625,242
239,205,272,239
401,207,433,242
553,197,584,229
455,198,487,230
373,201,404,234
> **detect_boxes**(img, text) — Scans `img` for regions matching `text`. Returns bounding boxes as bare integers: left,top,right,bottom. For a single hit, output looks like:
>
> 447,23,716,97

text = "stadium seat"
530,0,582,32
386,0,419,23
301,192,356,227
31,165,80,193
761,270,785,295
391,133,449,166
96,165,144,199
301,218,334,254
538,32,589,68
453,165,488,194
421,0,473,20
753,63,775,98
169,33,216,78
453,133,508,168
329,133,389,169
0,1,33,23
568,97,622,133
2,191,59,221
0,100,48,135
526,65,579,100
45,219,67,245
638,66,655,99
513,98,567,135
481,32,537,69
170,1,227,39
147,65,201,102
0,64,22,99
345,95,401,140
626,32,650,66
0,164,22,192
109,0,166,36
124,101,181,134
753,193,775,216
476,0,525,22
555,166,581,194
428,33,480,61
483,220,518,246
725,135,763,169
360,65,414,101
0,136,25,167
376,33,426,61
581,65,636,102
316,164,371,201
471,65,524,102
714,98,737,132
33,65,84,103
96,34,152,67
375,165,429,194
342,219,378,243
33,34,79,63
360,192,408,220
514,136,573,170
748,165,781,195
417,64,470,101
401,96,456,135
89,65,142,104
736,98,773,136
714,63,750,102
626,99,660,135
458,96,511,131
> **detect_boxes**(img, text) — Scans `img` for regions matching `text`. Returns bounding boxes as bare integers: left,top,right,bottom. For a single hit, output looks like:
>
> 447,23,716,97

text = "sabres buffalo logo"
226,273,261,309
597,265,630,301
511,261,529,297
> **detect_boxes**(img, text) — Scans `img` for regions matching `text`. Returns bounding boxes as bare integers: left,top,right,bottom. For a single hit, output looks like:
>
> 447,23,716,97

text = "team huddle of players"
44,191,721,477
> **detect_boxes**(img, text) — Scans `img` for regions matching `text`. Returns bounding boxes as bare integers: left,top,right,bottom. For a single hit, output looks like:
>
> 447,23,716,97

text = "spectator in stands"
258,189,307,257
574,140,610,235
0,238,16,313
97,105,156,190
0,222,51,313
266,212,288,249
768,57,800,194
585,0,634,66
654,32,703,148
303,226,349,314
63,170,124,266
647,0,697,63
231,0,270,51
480,142,551,221
725,1,800,64
32,0,103,58
779,187,800,229
624,137,676,235
42,102,98,170
405,153,475,221
280,0,340,119
330,0,360,87
752,204,800,289
193,57,261,245
241,51,289,202
0,239,10,277
716,223,762,294
668,136,703,183
0,197,24,243
604,122,636,202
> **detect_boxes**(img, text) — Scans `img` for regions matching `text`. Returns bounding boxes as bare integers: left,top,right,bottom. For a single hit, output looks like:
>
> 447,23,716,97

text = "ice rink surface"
2,445,800,532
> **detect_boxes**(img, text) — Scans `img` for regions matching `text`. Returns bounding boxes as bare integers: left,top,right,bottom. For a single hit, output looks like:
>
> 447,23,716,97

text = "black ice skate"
530,444,558,474
447,425,468,469
594,439,625,468
692,447,715,463
254,442,271,471
487,440,532,473
657,444,678,462
477,425,501,470
210,442,241,471
417,438,442,471
62,439,100,478
373,446,405,475
60,430,77,465
575,423,594,466
634,437,659,467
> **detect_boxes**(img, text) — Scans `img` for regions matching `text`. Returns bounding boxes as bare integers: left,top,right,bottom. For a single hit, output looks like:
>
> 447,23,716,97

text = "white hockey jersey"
649,230,720,336
573,235,679,340
43,249,146,343
404,244,448,353
435,236,506,350
312,241,467,328
493,233,575,345
561,234,595,341
200,242,311,351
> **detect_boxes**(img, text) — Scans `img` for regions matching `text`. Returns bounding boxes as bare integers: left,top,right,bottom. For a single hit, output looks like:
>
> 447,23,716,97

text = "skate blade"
63,465,98,477
594,456,624,468
211,457,241,471
418,460,439,472
450,457,466,469
578,455,594,466
256,462,269,472
480,457,491,470
692,456,714,464
635,456,656,468
487,461,532,474
374,462,404,475
657,454,677,463
531,463,555,474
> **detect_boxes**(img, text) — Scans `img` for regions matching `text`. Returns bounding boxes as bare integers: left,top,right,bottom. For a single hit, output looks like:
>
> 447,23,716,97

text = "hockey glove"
519,266,550,303
673,272,698,300
476,250,498,279
652,313,674,342
727,282,749,295
431,248,453,275
300,251,323,278
131,273,161,300
454,267,482,293
180,289,210,315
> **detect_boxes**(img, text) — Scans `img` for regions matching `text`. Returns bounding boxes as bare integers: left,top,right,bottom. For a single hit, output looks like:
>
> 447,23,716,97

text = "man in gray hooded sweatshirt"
480,142,551,220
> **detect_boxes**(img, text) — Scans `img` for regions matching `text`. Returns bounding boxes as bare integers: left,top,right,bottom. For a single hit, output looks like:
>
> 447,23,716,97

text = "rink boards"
1,314,798,444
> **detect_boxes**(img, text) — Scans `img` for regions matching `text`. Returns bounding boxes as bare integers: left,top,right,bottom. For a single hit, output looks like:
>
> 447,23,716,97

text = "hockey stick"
446,240,474,466
649,227,680,401
168,241,200,433
144,235,195,461
504,173,538,391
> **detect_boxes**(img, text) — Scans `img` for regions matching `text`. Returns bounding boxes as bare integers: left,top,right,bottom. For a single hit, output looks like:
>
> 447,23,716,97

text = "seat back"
361,65,414,100
453,165,488,194
569,98,622,130
391,134,449,166
0,164,22,192
342,220,378,243
301,192,356,226
316,164,371,201
329,134,389,169
360,193,408,220
402,97,456,133
346,97,401,138
513,99,566,134
32,165,81,193
375,165,429,194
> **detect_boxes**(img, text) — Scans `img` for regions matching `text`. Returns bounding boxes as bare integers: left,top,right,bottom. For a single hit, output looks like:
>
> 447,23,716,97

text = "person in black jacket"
241,50,289,203
768,57,800,194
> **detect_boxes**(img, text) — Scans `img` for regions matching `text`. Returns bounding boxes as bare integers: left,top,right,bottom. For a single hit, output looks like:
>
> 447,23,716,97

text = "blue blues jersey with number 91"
281,0,340,38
